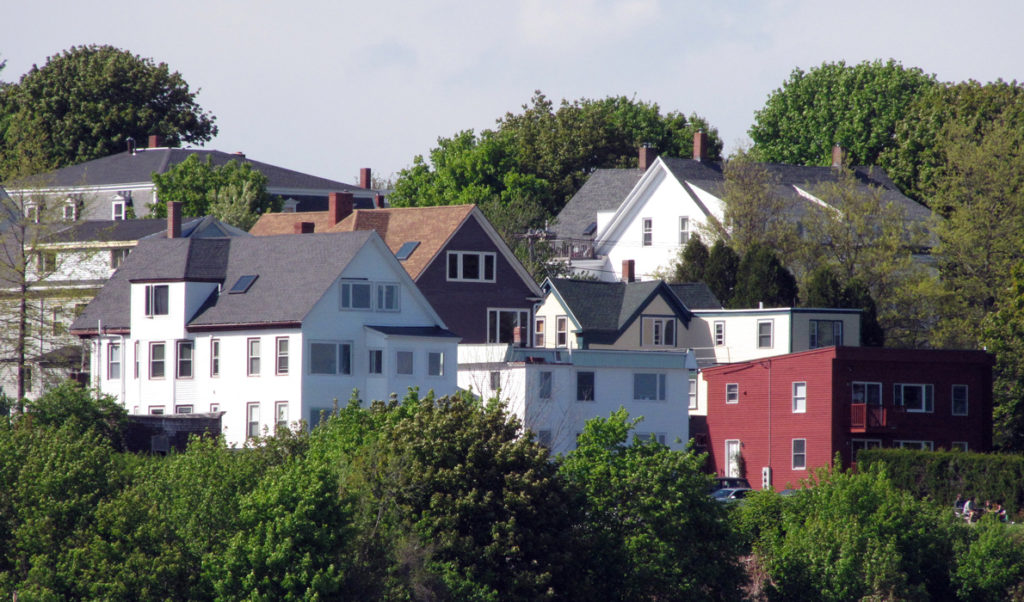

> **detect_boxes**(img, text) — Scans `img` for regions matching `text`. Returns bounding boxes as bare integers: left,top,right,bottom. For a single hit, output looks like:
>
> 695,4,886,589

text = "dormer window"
24,202,39,224
144,284,169,316
282,198,299,212
63,200,78,221
112,195,126,220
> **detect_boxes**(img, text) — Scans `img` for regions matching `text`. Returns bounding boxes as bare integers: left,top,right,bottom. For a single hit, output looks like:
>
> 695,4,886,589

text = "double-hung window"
144,284,169,316
376,283,399,311
276,401,289,431
247,403,260,439
247,338,261,376
642,218,652,246
427,352,444,377
714,321,725,346
792,439,807,470
633,373,667,401
396,351,414,375
689,378,698,410
952,385,968,416
210,339,220,377
447,251,496,282
276,337,289,375
150,342,166,379
368,349,383,374
895,383,934,413
679,216,689,244
809,319,843,348
534,317,545,347
757,320,773,348
107,343,121,380
340,281,372,310
726,383,739,404
134,341,139,378
792,382,806,413
556,316,568,347
177,341,193,379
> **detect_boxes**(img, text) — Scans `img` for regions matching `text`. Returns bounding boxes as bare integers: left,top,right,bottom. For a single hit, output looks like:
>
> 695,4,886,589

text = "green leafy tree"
559,409,744,600
953,517,1024,601
802,265,884,346
749,59,937,167
717,151,801,264
704,239,739,306
151,154,279,228
0,45,216,179
731,243,798,308
980,261,1024,451
668,234,710,283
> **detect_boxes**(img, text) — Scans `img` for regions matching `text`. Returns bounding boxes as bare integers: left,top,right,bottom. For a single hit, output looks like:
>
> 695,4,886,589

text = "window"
895,383,934,413
368,349,383,374
714,321,725,346
809,320,843,348
210,403,220,413
952,441,968,452
24,203,39,223
210,339,220,377
144,284,169,316
276,337,289,375
534,317,545,347
792,382,806,413
397,351,414,375
51,307,64,336
490,371,501,391
634,373,667,401
644,317,676,347
376,283,399,311
395,241,420,260
537,430,553,448
757,320,773,348
134,341,139,378
36,252,56,273
577,371,595,401
110,248,130,269
896,440,934,451
725,439,741,477
228,275,258,294
556,316,568,347
447,251,496,282
247,403,260,439
642,218,652,246
23,366,31,393
340,281,372,309
539,371,553,399
150,342,165,378
689,378,698,410
149,406,165,415
851,382,882,405
726,383,739,404
851,438,881,460
952,385,968,416
112,199,126,220
309,342,352,375
176,341,193,378
175,405,193,414
679,216,689,244
636,432,667,445
276,401,289,431
488,309,530,343
428,352,444,376
247,338,260,376
63,201,77,221
792,439,807,470
107,343,121,380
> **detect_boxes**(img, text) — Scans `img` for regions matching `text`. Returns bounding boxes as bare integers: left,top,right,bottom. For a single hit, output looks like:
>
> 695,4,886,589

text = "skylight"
395,241,420,260
228,274,258,294
583,222,597,236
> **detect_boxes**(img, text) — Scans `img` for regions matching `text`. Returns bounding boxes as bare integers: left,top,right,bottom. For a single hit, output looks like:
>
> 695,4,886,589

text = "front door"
725,439,741,478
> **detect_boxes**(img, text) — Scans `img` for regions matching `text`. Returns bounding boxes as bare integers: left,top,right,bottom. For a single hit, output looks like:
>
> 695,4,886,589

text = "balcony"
550,238,595,260
850,403,890,433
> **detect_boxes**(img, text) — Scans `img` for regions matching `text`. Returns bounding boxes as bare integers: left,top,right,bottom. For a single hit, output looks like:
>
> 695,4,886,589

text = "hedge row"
857,448,1024,515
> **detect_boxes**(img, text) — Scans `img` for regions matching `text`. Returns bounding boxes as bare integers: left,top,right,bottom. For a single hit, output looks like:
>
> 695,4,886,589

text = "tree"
704,239,739,306
980,261,1024,451
0,45,216,179
717,151,801,264
668,235,710,283
558,409,744,600
730,243,798,308
749,59,937,167
151,154,279,228
802,266,884,346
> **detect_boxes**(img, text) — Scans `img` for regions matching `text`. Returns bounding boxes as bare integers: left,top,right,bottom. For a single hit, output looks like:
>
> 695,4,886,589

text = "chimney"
167,201,181,238
832,144,845,168
360,168,372,189
328,192,354,226
293,221,315,234
638,146,658,171
693,131,708,162
148,134,162,149
374,193,385,209
622,259,635,283
512,326,526,348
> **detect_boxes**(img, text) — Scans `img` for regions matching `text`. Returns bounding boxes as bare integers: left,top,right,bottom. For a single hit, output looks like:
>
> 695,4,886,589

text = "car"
711,487,752,502
711,477,751,492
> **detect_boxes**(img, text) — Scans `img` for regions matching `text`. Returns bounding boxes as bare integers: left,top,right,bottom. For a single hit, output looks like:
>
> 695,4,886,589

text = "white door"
725,439,741,478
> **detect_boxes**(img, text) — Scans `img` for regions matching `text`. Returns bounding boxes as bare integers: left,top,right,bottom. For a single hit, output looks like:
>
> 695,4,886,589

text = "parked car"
711,477,751,492
711,487,752,502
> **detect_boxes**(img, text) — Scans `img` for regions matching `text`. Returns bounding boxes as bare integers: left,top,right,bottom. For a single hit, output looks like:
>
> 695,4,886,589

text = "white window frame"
714,321,725,346
376,283,399,311
427,351,444,377
757,319,773,348
487,308,530,344
792,438,807,470
368,349,383,375
247,338,261,376
726,383,739,404
633,373,667,401
641,217,652,247
644,317,676,347
725,439,741,478
689,378,698,410
809,319,844,348
678,216,689,244
534,317,545,347
276,337,289,375
174,405,193,414
894,383,934,413
851,381,882,405
636,432,667,445
952,384,968,416
792,381,806,413
24,202,39,223
107,342,121,380
112,199,126,220
247,402,260,439
210,339,220,377
446,251,496,282
396,350,414,376
340,280,372,310
149,342,166,379
144,284,169,317
110,248,130,269
556,316,568,347
275,401,289,432
176,340,193,379
309,341,352,375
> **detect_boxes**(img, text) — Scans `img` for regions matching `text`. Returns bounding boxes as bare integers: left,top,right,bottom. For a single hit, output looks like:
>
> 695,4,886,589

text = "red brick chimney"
149,134,163,149
167,201,181,238
360,168,372,189
374,194,385,209
832,144,845,168
639,146,658,171
693,131,708,162
622,259,635,283
328,192,354,226
293,221,315,234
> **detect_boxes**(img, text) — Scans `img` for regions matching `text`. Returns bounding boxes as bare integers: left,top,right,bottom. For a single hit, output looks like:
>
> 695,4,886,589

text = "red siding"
702,347,994,490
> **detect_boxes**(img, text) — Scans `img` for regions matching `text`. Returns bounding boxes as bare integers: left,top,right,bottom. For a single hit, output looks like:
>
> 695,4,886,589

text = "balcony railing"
550,238,595,260
850,403,889,432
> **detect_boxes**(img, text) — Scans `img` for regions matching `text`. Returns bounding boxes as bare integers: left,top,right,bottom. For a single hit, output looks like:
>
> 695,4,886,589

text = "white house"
71,228,459,446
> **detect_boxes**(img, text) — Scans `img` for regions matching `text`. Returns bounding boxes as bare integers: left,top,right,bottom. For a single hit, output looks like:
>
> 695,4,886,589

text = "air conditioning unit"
761,466,773,490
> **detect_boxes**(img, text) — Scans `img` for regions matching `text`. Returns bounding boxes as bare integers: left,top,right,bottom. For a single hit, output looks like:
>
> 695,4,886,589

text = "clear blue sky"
5,1,1023,185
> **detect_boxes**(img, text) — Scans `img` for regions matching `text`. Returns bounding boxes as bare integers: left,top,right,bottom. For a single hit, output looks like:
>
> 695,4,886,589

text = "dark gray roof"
17,148,372,195
551,168,643,239
668,283,722,309
365,325,459,338
43,216,250,244
548,278,692,343
72,231,376,333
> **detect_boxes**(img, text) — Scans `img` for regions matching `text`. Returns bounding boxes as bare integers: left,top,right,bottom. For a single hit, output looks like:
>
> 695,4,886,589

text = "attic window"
583,222,597,236
395,241,420,260
228,275,258,294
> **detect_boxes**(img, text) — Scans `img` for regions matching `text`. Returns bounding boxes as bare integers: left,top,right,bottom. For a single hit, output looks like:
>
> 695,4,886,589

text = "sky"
4,1,1024,187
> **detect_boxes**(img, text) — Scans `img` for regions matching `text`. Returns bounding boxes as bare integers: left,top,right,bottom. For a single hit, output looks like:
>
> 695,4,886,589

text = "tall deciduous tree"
749,60,936,167
151,155,279,228
731,243,798,308
717,151,801,265
802,265,884,346
0,45,216,179
705,239,740,307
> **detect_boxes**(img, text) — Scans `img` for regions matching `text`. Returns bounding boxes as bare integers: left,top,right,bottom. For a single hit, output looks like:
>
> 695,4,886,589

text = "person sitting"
964,496,979,523
954,494,965,517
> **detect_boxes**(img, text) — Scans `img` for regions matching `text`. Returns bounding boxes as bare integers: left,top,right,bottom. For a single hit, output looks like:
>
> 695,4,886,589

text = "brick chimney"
328,192,354,226
512,326,526,348
374,194,385,209
360,168,372,189
293,221,315,234
167,201,181,238
832,144,845,168
639,146,658,171
622,259,635,283
149,134,162,149
693,131,708,162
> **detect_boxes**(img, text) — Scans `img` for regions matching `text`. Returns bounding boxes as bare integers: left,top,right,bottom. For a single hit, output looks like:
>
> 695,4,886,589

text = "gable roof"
550,168,644,239
545,278,693,344
668,283,722,309
71,231,378,334
249,211,343,236
43,216,249,245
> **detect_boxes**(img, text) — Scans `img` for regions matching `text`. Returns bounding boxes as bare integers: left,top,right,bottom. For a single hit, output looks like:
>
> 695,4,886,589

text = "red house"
700,347,994,491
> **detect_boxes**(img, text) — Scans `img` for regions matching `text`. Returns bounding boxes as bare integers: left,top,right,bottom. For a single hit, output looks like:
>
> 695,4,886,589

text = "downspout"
119,334,126,406
767,358,772,468
95,319,102,390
